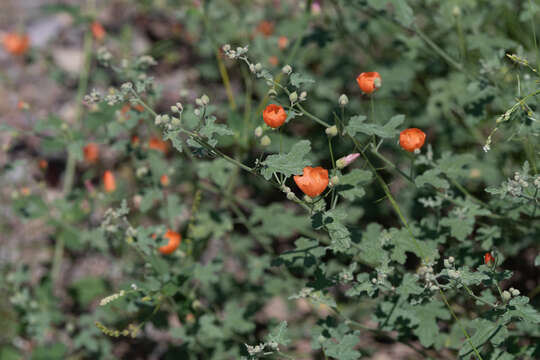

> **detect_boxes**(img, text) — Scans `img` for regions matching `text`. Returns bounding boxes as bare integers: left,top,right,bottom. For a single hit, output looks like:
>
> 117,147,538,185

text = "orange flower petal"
263,104,287,128
158,229,181,254
294,166,329,197
399,128,426,152
356,72,381,94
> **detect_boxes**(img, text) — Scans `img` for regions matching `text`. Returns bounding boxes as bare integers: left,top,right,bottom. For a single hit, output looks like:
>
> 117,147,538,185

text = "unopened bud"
286,191,295,200
299,91,307,101
282,65,292,75
338,94,349,106
510,288,520,297
289,91,298,103
260,135,271,147
254,126,263,137
336,153,360,169
329,175,339,186
325,125,338,137
201,94,210,105
502,290,511,301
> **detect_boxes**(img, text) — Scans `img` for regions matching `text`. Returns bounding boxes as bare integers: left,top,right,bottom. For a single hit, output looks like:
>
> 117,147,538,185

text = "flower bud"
502,290,511,301
154,115,162,125
171,117,181,127
289,91,298,103
254,63,262,71
325,125,338,137
336,153,360,169
254,126,263,137
260,135,271,147
448,269,460,279
268,88,278,97
222,44,231,52
286,191,295,200
338,94,349,106
201,94,210,105
282,65,292,75
329,175,339,187
510,288,520,297
299,91,307,101
171,105,179,112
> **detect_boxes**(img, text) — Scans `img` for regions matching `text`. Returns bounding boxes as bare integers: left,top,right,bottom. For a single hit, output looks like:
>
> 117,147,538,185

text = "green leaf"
276,237,326,268
323,330,361,360
140,188,163,213
199,116,234,147
367,0,414,27
459,319,508,357
251,203,311,238
193,261,222,286
345,114,404,138
266,321,291,346
336,169,372,201
223,302,255,334
163,130,183,152
411,301,450,347
260,140,312,180
290,73,315,88
317,209,351,253
197,158,235,188
396,273,424,299
415,169,450,189
504,297,540,324
198,314,225,341
356,223,388,266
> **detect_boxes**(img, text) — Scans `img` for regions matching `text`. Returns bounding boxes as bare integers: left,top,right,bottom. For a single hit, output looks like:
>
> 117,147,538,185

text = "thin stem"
439,289,484,360
54,13,94,284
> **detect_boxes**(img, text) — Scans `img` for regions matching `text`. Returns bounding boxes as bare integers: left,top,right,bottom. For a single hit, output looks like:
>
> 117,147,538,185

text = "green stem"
439,289,484,360
54,14,94,284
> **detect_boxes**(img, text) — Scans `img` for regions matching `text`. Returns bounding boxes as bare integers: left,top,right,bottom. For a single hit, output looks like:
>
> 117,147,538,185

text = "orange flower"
83,143,100,163
185,313,195,323
131,135,140,147
268,55,279,66
39,159,48,170
20,187,31,196
158,229,182,255
484,252,495,265
148,136,169,154
257,20,274,37
2,33,29,55
356,72,381,94
399,128,426,152
294,166,329,197
278,36,289,50
133,104,145,112
103,170,116,193
91,21,106,41
17,100,29,110
263,104,287,128
160,174,170,187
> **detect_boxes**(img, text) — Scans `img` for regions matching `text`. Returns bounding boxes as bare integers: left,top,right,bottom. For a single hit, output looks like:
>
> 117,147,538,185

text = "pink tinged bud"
336,153,360,169
84,179,95,194
311,1,321,15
